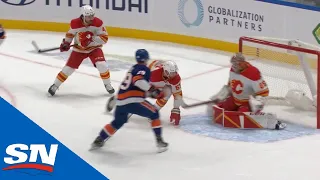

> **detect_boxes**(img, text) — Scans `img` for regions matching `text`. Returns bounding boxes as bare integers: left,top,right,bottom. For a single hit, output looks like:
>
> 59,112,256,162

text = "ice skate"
275,121,286,130
89,136,106,151
105,83,115,94
48,84,59,96
156,136,169,153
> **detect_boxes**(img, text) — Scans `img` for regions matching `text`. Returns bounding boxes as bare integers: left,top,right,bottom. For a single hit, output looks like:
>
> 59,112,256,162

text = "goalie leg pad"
217,96,238,111
213,106,285,130
244,112,280,129
238,105,250,112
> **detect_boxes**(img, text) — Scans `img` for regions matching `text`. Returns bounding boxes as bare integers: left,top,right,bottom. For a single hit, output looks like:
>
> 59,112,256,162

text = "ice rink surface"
1,30,320,180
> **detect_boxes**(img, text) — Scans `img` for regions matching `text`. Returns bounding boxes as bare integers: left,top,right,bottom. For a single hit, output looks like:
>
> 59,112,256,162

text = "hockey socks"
151,119,162,136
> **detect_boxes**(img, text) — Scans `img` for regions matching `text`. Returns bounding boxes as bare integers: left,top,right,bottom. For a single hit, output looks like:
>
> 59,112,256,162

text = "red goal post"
239,36,320,129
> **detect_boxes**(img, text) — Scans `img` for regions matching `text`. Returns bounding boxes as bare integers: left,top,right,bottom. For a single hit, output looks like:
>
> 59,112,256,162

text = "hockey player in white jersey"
208,52,286,130
0,24,6,46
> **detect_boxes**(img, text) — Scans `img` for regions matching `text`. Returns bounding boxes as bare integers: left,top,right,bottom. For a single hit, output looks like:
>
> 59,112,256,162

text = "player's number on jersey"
175,84,181,91
259,80,267,89
120,73,133,90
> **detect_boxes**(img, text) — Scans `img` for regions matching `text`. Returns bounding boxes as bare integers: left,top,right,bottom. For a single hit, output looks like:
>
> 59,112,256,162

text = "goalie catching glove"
249,95,266,113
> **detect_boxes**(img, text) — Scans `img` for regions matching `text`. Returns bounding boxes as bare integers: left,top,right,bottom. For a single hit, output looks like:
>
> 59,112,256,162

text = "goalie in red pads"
209,52,286,130
48,5,115,96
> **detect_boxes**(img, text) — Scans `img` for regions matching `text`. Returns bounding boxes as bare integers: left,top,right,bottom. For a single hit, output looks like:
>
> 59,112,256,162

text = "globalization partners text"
208,6,264,32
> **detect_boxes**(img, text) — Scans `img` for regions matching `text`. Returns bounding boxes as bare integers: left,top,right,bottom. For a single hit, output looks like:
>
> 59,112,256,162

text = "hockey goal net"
239,36,320,129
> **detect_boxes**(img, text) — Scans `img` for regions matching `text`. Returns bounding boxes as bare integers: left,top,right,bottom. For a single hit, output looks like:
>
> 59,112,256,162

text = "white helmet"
162,61,179,78
81,5,95,17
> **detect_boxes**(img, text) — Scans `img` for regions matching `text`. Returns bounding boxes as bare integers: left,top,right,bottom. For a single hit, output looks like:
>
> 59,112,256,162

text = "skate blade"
47,92,54,97
157,147,168,153
89,144,103,151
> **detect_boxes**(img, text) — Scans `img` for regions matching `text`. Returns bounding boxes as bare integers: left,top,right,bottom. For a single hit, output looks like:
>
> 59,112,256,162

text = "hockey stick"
31,40,74,53
182,99,220,109
183,96,286,109
183,85,231,109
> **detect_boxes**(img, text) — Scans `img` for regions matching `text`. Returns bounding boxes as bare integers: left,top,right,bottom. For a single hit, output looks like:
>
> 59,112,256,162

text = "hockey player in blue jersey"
90,49,169,153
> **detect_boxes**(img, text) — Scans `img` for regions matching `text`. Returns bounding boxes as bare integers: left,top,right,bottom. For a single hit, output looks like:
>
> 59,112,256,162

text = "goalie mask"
231,52,248,73
81,5,95,25
162,61,179,79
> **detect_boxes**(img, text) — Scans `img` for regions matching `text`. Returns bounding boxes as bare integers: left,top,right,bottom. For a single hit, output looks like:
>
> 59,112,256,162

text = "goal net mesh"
239,36,319,128
240,36,318,101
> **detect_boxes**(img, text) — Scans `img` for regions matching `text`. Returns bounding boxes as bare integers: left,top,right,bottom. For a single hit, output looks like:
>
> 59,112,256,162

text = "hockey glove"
249,95,265,113
170,108,181,126
148,86,164,99
60,39,71,52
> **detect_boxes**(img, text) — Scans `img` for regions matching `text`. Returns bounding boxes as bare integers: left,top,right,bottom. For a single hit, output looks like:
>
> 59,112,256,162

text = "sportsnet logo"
3,144,58,173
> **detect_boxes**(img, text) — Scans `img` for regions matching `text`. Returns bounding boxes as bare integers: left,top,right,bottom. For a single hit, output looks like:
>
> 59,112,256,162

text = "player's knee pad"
62,66,75,76
95,61,109,72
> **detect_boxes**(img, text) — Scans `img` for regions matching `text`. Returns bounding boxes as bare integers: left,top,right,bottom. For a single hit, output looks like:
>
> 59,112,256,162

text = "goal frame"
239,36,320,129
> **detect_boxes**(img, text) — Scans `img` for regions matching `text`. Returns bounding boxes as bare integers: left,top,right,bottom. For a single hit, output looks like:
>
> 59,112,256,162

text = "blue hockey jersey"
116,64,151,106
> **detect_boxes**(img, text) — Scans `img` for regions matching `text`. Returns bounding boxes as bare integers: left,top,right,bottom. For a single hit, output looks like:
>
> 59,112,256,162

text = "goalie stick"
182,99,221,109
183,85,231,109
31,40,74,53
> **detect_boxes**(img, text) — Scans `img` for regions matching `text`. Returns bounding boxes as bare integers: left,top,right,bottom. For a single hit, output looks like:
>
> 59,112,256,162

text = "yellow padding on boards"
0,19,238,53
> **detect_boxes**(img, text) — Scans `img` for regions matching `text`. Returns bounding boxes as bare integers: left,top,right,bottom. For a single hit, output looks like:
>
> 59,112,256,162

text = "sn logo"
3,144,58,173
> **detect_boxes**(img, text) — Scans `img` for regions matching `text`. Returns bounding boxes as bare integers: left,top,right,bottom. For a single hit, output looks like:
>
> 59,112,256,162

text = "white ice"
0,30,320,180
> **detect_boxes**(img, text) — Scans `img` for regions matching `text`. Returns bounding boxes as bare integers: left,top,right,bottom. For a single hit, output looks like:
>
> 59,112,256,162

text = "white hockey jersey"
228,63,269,106
147,60,185,109
64,17,108,53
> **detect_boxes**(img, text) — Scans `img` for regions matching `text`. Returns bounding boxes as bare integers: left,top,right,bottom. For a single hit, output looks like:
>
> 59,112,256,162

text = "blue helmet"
135,49,149,62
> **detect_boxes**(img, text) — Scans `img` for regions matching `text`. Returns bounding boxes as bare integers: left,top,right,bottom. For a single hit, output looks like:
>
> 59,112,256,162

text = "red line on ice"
0,85,17,107
0,52,226,102
182,66,227,80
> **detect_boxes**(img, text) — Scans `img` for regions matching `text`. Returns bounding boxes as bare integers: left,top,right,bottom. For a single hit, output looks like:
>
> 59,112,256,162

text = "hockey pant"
99,101,162,140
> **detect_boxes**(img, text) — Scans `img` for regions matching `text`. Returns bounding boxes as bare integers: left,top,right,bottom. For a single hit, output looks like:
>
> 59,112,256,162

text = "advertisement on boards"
0,0,319,46
152,0,284,42
162,0,319,45
0,0,152,29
